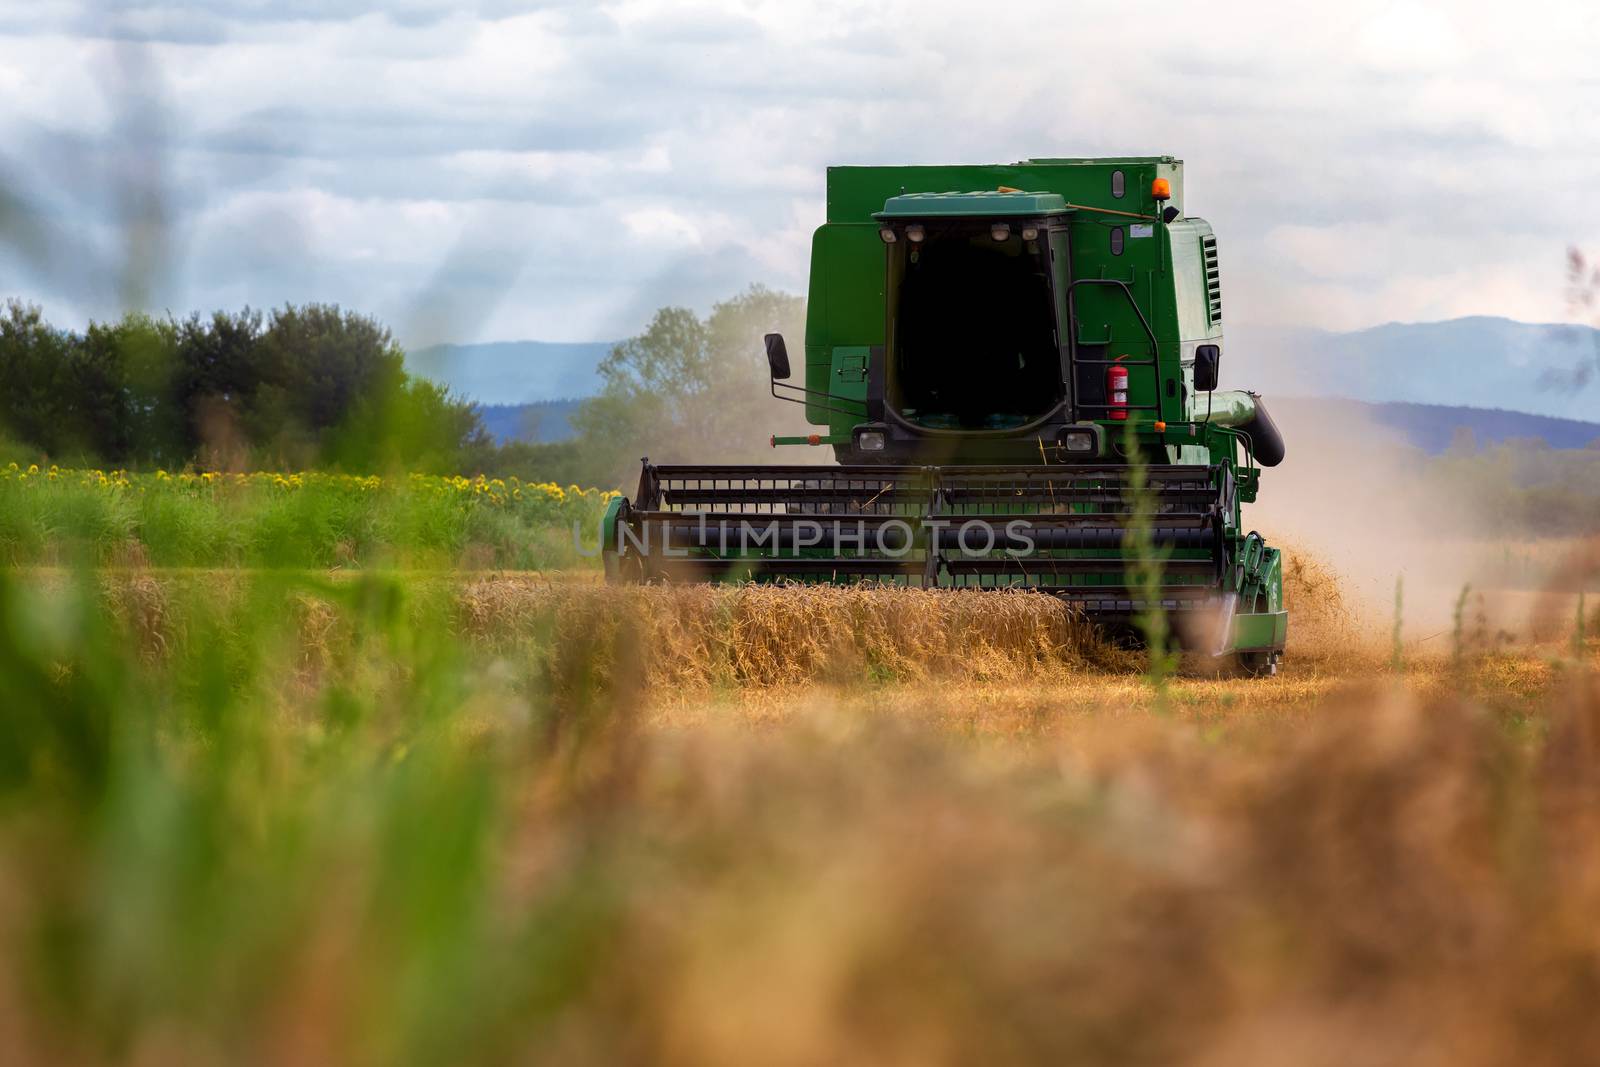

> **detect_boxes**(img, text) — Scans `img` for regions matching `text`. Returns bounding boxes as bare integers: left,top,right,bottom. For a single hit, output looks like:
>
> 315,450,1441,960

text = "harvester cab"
604,157,1289,673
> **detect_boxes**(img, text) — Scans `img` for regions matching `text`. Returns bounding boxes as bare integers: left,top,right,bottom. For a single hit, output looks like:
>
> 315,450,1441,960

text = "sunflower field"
0,463,617,570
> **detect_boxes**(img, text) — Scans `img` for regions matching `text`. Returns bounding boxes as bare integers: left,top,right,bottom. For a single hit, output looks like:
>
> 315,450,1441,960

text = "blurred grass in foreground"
0,464,615,569
3,569,1600,1065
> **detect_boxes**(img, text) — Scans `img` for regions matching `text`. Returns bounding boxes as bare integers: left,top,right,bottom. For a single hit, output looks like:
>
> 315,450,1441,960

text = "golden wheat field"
93,544,1590,716
6,543,1600,1066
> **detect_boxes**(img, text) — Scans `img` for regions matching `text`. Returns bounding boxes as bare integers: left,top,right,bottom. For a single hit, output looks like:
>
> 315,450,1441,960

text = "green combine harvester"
602,157,1289,673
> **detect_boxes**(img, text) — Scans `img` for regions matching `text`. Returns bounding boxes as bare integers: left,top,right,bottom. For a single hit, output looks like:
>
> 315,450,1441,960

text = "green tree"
247,304,407,466
467,439,593,485
80,313,184,465
329,375,492,475
571,284,808,484
0,299,495,474
1,303,191,466
0,300,75,457
170,307,264,465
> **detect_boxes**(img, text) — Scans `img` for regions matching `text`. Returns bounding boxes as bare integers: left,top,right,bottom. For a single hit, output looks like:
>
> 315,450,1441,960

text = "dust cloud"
1248,396,1580,644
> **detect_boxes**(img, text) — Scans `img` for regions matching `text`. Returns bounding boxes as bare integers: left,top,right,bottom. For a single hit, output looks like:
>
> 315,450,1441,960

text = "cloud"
9,1,587,39
2,0,1598,345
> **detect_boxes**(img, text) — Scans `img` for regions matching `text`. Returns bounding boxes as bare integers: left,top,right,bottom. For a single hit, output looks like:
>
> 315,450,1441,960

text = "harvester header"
604,156,1290,673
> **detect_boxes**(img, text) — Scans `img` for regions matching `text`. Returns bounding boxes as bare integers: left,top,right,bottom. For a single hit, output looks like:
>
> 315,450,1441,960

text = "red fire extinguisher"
1106,361,1129,421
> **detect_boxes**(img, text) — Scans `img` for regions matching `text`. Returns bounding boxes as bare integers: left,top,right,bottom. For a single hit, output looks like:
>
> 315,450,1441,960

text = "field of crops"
0,463,615,569
3,498,1600,1064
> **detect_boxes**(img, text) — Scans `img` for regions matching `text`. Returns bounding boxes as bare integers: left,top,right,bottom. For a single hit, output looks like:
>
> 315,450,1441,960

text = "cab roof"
830,159,1183,224
874,190,1072,219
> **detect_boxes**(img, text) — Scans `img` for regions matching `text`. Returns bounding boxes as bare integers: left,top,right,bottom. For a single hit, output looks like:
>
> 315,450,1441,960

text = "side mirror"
1193,344,1220,392
764,333,791,381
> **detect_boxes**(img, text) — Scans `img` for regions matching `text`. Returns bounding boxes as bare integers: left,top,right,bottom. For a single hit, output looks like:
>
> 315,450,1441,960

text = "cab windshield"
888,220,1062,430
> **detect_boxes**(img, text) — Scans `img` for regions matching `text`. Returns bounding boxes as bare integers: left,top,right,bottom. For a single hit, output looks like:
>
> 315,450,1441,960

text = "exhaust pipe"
1206,391,1286,468
1237,394,1286,467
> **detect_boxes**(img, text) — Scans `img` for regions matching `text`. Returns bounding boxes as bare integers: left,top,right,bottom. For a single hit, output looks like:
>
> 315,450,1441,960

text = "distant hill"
412,318,1600,419
478,395,1600,455
1228,317,1600,423
414,316,1600,449
406,340,613,405
477,400,584,444
1271,398,1600,453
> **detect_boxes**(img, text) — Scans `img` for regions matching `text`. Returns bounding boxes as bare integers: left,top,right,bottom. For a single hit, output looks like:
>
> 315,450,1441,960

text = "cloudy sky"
2,0,1597,346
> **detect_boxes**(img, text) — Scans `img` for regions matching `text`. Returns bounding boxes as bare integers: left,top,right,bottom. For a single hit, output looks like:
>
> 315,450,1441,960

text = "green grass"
1,570,627,1063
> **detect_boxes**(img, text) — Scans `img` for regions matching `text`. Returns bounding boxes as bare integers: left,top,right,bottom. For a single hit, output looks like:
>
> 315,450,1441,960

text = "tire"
1233,650,1280,678
604,549,643,584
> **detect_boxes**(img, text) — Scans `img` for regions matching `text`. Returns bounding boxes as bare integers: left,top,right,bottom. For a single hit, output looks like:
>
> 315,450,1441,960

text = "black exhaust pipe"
1239,394,1286,467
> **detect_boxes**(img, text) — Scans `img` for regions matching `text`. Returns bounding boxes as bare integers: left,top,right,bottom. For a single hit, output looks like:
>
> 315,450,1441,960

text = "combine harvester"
602,157,1289,674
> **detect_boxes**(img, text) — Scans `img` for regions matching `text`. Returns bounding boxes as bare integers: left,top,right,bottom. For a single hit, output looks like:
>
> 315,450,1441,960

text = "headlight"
879,226,897,244
990,223,1010,242
1058,428,1099,454
856,430,886,452
905,224,925,243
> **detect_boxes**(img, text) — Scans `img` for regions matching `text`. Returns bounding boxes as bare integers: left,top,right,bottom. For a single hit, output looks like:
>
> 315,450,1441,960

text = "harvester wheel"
604,548,643,585
1233,650,1280,678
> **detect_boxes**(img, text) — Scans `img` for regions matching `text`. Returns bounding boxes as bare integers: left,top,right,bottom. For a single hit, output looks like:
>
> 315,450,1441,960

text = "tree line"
0,300,490,474
0,286,807,486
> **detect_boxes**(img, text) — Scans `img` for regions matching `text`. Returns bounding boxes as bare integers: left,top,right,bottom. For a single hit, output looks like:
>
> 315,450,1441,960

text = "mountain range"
412,317,1600,452
1268,398,1600,453
1227,317,1598,422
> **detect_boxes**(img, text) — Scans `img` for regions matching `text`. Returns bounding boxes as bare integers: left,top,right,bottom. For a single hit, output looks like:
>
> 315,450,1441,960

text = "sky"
1,0,1598,347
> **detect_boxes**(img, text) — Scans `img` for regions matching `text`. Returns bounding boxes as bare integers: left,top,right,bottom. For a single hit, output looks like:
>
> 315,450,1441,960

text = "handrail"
1065,277,1162,416
770,378,870,420
1064,278,1159,360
